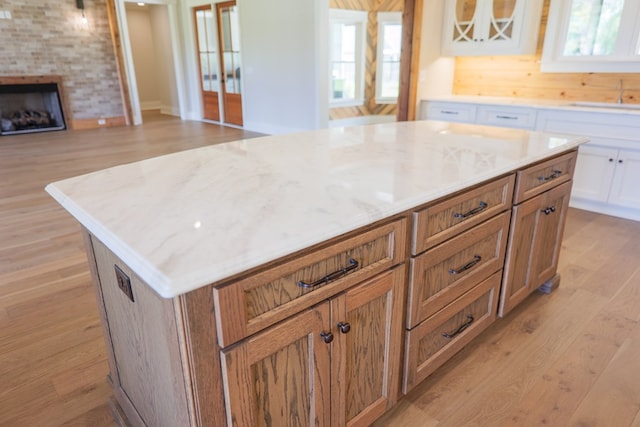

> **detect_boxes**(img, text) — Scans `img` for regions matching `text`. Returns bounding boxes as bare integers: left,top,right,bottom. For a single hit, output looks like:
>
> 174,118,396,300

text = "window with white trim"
541,0,640,72
329,9,367,106
375,12,402,104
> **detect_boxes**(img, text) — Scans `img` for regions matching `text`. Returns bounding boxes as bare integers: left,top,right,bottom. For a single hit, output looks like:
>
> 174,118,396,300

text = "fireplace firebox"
0,77,68,136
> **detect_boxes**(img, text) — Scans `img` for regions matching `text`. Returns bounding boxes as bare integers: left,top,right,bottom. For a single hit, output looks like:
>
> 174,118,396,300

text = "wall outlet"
98,118,106,125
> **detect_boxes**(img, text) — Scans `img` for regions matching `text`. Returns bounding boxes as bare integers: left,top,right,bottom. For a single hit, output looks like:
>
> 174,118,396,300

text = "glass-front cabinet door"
442,0,544,56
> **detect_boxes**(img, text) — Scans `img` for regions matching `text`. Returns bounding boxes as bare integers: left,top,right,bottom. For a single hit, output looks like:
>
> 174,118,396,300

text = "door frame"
109,0,187,125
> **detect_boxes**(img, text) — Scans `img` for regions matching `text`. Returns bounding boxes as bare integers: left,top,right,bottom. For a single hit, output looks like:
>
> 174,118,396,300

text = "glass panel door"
194,5,220,121
217,1,243,126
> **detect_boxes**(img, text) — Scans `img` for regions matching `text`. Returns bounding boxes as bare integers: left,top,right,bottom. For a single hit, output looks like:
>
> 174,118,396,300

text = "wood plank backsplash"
453,0,640,104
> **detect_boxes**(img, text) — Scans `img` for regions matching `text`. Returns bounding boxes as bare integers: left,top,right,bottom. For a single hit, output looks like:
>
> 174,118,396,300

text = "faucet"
616,79,624,104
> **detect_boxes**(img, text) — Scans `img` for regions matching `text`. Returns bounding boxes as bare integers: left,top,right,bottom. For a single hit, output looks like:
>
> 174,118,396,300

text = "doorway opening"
328,2,404,127
124,2,181,123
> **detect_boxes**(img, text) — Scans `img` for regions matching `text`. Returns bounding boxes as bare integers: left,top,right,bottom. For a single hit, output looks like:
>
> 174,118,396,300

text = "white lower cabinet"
572,145,618,203
573,144,640,211
609,148,640,210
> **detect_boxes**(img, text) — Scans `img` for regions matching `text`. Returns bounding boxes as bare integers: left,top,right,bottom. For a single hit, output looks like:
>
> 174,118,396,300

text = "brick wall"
0,0,124,121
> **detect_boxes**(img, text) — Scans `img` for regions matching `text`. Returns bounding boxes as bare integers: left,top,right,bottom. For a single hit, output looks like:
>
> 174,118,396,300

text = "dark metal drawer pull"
440,110,460,115
442,315,475,339
449,255,481,275
542,206,556,215
538,169,562,182
495,115,518,120
453,201,488,219
297,258,359,288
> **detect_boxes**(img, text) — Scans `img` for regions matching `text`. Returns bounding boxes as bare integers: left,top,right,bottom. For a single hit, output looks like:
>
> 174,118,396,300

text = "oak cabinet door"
221,305,331,427
500,181,572,316
330,267,405,427
530,181,572,288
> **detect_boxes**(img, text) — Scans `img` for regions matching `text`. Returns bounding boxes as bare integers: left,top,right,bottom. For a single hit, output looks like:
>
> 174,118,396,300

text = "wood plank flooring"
0,112,261,426
1,112,640,426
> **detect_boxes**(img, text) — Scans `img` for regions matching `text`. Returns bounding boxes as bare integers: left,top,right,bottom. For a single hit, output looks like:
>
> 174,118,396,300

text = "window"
375,12,402,103
329,9,367,106
541,0,640,72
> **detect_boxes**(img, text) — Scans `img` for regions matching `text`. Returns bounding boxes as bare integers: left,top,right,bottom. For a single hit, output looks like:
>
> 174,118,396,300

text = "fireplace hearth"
0,77,68,136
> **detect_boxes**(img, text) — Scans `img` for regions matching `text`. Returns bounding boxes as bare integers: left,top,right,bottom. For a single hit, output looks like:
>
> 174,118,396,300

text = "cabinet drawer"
514,150,577,204
424,102,476,123
403,270,500,394
213,219,407,347
412,175,514,255
407,211,509,328
476,106,537,130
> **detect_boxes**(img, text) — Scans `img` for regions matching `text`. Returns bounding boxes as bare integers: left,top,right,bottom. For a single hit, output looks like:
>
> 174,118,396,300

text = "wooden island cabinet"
46,121,585,426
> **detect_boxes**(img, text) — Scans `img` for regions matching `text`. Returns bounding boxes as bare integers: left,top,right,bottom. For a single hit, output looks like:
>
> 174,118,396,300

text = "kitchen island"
46,120,586,427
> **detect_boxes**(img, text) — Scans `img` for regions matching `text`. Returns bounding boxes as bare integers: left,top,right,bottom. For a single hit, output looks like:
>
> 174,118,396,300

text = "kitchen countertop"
424,95,640,115
46,120,587,298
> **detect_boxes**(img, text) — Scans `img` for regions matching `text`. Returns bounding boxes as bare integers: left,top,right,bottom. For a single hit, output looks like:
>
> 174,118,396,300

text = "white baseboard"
140,101,162,111
160,105,181,117
569,199,640,222
329,115,396,128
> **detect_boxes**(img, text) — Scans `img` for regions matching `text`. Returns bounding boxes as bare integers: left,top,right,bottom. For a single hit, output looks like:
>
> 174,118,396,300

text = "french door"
193,1,243,126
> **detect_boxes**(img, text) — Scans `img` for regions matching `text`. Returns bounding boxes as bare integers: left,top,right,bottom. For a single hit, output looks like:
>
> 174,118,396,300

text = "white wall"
415,0,454,117
150,5,180,115
238,0,328,134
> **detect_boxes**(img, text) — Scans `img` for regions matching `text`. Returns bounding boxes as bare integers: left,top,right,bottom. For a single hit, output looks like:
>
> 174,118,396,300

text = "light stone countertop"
46,120,587,298
423,95,640,114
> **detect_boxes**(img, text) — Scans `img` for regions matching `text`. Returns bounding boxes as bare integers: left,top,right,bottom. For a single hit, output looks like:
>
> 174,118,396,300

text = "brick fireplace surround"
0,1,127,130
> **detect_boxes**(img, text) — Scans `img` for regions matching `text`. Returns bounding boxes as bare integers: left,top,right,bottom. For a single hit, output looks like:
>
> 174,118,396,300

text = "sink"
570,101,640,110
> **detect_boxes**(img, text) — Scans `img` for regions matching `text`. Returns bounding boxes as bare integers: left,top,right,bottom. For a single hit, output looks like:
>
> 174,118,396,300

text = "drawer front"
476,106,537,130
403,271,500,394
407,211,509,328
412,175,514,255
424,102,477,123
214,219,407,347
514,150,577,204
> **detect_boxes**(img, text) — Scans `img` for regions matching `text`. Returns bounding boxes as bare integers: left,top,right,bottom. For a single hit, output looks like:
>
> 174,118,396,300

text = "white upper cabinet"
541,0,640,72
441,0,543,56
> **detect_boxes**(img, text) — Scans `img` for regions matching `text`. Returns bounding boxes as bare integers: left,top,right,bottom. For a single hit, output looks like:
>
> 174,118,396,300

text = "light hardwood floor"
1,113,639,426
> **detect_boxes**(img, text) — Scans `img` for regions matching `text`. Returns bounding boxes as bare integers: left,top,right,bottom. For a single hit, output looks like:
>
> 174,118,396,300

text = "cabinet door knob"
320,331,334,344
609,158,615,162
619,159,624,164
337,322,351,334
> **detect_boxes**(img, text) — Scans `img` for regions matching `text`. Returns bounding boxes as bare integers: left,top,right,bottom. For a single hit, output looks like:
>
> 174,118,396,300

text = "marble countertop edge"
45,134,586,299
